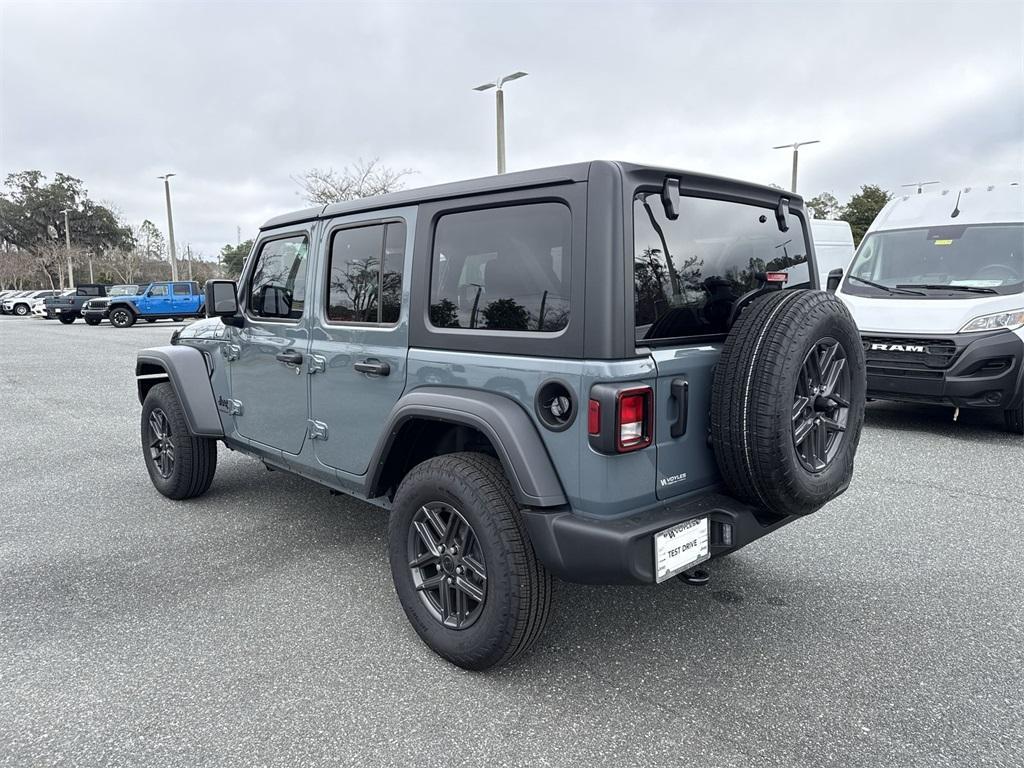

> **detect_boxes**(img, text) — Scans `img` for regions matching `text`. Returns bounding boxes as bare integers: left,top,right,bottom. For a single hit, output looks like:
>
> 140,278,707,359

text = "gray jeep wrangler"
136,161,866,670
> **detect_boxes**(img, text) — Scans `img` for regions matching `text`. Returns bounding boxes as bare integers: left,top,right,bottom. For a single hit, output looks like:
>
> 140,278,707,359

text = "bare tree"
294,158,416,205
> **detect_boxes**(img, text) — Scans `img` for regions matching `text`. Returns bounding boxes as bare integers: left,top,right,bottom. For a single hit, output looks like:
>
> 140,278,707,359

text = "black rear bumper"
863,329,1024,409
521,493,795,584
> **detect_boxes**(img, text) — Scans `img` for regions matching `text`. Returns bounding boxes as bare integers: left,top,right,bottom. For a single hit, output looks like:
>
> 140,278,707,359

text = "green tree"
0,171,133,261
220,239,254,278
806,192,840,219
841,185,893,245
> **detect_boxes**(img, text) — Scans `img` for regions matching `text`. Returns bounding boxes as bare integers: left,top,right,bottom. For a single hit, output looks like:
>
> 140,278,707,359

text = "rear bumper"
864,330,1024,409
521,492,795,584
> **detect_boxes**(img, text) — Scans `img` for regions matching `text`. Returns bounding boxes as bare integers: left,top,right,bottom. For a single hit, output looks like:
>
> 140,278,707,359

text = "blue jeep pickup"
108,281,205,328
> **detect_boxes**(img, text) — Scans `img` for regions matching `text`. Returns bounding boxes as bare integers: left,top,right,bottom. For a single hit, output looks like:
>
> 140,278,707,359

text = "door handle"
670,378,688,438
276,350,304,365
354,359,390,376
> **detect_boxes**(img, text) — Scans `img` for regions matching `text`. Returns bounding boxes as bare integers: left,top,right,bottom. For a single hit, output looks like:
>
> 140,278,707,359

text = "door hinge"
308,354,327,375
308,420,328,440
217,397,244,416
224,344,240,362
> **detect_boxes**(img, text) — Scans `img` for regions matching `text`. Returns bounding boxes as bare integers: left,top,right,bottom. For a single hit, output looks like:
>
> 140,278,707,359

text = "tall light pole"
901,181,940,195
158,173,179,281
60,208,74,287
772,140,821,193
473,71,528,174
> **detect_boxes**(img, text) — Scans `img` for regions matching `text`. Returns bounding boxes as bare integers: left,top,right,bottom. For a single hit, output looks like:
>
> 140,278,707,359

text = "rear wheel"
710,290,866,516
388,453,551,670
141,383,217,499
57,314,75,324
110,306,135,328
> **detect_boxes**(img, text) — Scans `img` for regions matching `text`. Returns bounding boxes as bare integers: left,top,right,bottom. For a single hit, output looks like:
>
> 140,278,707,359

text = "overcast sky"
1,0,1021,259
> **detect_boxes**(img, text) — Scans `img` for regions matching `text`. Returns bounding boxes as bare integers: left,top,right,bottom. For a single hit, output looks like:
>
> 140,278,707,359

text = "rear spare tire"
710,289,866,517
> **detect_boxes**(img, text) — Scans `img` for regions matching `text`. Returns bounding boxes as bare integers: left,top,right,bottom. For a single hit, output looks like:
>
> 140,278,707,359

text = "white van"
832,184,1023,434
810,218,855,286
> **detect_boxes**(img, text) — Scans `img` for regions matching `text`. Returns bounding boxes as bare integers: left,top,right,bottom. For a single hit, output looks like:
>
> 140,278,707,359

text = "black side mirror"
205,280,242,326
826,268,844,293
258,284,293,318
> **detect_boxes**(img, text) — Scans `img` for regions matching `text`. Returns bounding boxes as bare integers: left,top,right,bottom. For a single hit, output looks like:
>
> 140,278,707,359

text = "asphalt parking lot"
0,314,1021,768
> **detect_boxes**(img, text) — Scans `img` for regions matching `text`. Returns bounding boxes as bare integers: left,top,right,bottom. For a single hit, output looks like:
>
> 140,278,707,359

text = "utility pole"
473,71,528,174
237,225,241,246
772,140,821,193
60,208,74,287
186,244,193,280
901,181,940,195
158,173,179,281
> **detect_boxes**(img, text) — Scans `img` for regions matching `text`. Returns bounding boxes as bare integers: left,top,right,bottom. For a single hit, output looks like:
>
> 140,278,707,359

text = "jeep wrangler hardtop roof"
260,160,803,231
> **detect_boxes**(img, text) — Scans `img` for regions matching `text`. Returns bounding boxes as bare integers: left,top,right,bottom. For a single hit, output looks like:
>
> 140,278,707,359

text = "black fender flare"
136,346,224,438
366,387,567,507
108,300,138,315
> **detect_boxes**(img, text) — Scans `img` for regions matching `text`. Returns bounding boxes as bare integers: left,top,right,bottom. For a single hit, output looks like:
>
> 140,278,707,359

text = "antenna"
901,181,940,194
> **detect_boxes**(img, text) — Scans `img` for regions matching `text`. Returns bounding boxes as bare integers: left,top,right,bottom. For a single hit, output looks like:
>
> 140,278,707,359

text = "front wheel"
14,304,29,316
1006,404,1024,435
388,453,552,670
141,383,217,499
57,314,75,324
109,307,135,328
84,317,101,326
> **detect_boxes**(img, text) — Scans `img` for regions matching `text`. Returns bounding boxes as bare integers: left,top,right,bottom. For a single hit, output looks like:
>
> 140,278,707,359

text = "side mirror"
826,268,844,293
258,284,293,318
205,279,242,326
661,177,681,221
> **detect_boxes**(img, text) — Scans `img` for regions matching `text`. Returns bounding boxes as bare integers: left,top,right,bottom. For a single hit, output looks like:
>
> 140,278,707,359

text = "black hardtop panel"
259,162,594,231
617,162,806,205
259,161,803,233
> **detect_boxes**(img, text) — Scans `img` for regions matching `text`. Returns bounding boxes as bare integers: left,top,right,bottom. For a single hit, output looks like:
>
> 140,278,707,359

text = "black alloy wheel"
110,307,134,328
147,408,175,479
407,502,487,630
792,337,851,472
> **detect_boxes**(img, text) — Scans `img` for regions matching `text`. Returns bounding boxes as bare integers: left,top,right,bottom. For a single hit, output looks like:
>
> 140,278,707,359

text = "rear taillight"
587,399,601,435
615,387,653,452
588,384,654,454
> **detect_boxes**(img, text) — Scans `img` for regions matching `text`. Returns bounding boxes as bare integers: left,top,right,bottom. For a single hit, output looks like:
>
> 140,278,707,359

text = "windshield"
633,191,810,342
843,223,1023,298
108,285,140,297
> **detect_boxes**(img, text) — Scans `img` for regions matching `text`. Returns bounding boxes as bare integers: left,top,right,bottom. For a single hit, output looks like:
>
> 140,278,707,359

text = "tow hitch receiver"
677,567,711,586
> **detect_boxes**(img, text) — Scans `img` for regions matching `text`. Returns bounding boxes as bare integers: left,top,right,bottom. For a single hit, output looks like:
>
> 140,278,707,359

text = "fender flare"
136,346,224,438
108,300,138,314
366,387,567,507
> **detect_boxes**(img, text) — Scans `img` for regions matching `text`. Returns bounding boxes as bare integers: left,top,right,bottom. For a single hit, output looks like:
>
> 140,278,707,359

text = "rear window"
77,286,102,296
429,203,571,333
633,192,810,343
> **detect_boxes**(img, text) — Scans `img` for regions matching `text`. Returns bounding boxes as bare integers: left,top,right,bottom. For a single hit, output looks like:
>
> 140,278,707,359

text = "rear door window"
326,221,406,324
633,192,810,342
429,203,571,332
173,283,192,296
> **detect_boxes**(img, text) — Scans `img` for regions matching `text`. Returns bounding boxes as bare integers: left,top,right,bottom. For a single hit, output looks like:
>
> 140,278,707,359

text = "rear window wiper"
847,275,925,296
896,283,999,294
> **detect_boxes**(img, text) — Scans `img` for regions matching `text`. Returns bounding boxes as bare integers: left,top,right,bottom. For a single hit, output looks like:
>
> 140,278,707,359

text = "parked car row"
0,281,207,326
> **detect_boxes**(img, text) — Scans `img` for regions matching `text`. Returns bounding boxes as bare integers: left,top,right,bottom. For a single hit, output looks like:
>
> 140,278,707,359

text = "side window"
173,283,191,296
150,284,168,297
429,203,571,332
326,221,406,324
248,235,308,320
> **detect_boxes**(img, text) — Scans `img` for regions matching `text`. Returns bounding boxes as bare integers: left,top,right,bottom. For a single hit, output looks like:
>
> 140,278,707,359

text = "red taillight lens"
616,387,652,452
588,399,600,435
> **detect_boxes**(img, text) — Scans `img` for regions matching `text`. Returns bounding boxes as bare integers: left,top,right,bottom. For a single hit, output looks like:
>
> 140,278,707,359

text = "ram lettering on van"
869,343,926,353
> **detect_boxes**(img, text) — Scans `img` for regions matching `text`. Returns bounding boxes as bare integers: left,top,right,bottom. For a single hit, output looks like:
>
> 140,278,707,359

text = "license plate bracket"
654,517,709,583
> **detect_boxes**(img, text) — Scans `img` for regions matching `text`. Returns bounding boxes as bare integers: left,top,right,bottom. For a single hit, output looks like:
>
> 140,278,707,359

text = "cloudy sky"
1,0,1021,259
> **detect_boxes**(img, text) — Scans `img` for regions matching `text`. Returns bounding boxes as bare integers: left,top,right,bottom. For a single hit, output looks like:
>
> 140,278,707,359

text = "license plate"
54,308,61,313
654,517,709,583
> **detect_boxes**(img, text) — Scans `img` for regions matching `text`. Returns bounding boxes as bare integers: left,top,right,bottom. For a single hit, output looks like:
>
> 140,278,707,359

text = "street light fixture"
473,71,528,174
59,208,74,288
901,181,940,195
772,140,821,193
158,173,179,281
